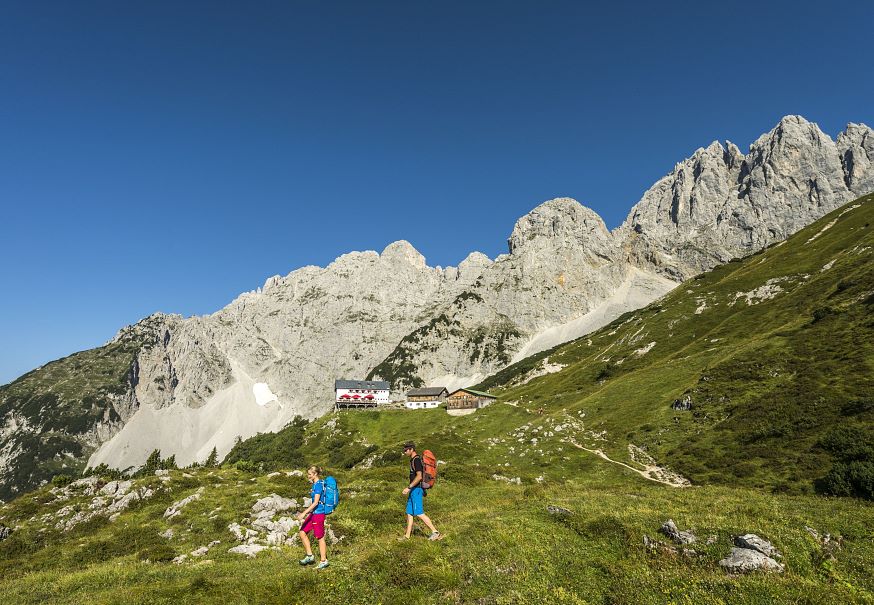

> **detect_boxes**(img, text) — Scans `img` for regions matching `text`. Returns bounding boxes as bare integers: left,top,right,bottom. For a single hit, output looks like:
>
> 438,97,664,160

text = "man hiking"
401,441,441,540
296,465,329,569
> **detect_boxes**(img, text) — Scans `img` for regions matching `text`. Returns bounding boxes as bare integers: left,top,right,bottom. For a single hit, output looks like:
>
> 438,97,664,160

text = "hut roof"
334,379,390,390
448,388,496,399
406,387,448,397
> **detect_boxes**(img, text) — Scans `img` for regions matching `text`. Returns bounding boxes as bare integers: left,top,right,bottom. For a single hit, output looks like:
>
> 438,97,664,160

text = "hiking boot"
428,531,442,541
299,554,315,566
317,560,329,570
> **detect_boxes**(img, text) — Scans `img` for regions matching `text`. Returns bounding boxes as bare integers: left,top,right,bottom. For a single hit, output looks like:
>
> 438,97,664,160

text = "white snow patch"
821,259,837,272
252,383,278,407
511,268,676,363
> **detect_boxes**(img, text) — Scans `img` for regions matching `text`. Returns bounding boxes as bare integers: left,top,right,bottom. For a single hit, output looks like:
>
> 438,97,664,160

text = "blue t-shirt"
310,481,326,515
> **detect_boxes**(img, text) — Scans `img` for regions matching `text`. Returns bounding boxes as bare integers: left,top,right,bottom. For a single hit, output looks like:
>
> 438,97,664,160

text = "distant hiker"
296,465,329,569
401,441,441,540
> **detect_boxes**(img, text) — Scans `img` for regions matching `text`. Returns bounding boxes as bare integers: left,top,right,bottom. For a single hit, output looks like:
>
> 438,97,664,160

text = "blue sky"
2,1,873,385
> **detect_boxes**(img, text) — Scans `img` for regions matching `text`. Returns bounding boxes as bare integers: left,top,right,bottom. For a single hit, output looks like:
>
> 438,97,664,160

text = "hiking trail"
568,439,690,488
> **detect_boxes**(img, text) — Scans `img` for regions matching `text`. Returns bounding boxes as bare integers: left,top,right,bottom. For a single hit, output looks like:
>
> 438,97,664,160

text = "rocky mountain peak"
457,251,492,276
620,115,871,280
508,197,612,255
747,114,834,156
381,240,427,269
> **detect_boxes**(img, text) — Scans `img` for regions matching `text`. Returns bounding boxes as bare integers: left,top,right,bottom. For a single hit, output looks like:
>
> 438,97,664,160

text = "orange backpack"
421,450,438,490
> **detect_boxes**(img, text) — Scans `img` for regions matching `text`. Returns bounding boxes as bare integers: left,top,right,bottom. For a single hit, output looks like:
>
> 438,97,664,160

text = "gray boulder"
546,505,573,516
734,534,780,558
719,547,784,573
251,493,296,515
660,519,696,545
163,487,203,519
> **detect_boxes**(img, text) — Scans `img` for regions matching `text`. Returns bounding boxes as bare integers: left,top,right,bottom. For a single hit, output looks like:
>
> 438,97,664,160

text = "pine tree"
205,446,218,467
142,449,162,474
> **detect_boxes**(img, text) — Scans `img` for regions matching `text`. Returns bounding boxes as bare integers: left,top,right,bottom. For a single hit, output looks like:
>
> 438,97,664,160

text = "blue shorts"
406,486,424,515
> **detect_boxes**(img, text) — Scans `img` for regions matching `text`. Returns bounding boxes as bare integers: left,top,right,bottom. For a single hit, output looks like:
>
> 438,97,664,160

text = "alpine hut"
335,379,390,410
445,388,497,411
405,386,449,410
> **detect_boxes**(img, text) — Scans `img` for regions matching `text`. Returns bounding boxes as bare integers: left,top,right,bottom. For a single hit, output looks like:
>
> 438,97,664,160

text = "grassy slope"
2,196,873,603
476,194,874,493
1,404,873,604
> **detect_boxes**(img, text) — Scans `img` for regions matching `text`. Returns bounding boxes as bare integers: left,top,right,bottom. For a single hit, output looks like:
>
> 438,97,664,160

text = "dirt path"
567,439,690,488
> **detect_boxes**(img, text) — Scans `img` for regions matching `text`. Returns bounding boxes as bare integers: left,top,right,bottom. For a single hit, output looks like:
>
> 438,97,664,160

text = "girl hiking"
296,465,329,569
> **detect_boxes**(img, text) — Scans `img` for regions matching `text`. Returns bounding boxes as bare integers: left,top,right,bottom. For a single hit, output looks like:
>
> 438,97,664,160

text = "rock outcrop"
719,533,785,574
660,519,697,545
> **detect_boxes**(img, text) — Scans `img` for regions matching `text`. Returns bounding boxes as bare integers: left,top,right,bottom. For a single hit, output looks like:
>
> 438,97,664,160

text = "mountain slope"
475,193,874,492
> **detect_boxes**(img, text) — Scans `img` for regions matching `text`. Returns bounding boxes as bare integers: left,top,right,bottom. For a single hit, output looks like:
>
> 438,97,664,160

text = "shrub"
51,474,73,488
818,462,874,499
595,363,616,382
85,463,125,481
841,398,874,416
235,460,259,473
812,306,840,323
819,426,874,462
816,426,874,500
0,529,48,561
223,417,307,470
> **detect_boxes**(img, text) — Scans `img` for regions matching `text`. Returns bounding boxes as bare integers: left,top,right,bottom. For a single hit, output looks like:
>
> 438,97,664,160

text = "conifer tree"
205,446,218,467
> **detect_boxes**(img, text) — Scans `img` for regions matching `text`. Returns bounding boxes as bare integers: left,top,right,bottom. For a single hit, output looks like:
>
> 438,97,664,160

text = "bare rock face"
619,116,874,279
838,122,874,195
368,198,662,391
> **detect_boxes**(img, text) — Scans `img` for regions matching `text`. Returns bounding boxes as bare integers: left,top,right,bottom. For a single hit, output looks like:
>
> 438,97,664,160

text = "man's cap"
402,441,415,451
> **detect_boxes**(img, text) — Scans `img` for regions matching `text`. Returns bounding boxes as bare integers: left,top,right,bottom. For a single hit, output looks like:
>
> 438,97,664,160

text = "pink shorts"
301,513,326,539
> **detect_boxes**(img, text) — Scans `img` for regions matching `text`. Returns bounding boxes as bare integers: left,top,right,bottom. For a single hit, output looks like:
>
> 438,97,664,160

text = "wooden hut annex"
445,388,496,411
405,386,449,410
335,379,390,409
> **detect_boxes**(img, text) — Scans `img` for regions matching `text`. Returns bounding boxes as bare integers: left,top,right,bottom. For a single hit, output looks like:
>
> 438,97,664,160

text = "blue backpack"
321,476,339,515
